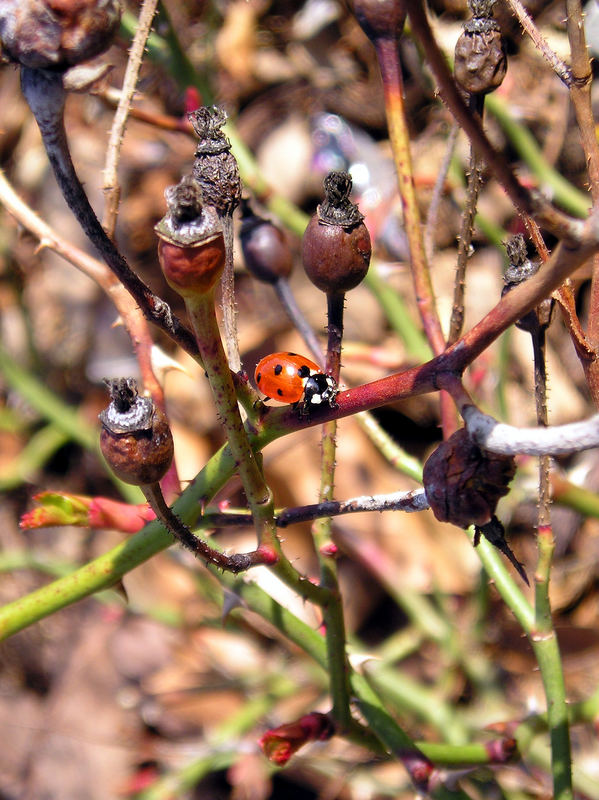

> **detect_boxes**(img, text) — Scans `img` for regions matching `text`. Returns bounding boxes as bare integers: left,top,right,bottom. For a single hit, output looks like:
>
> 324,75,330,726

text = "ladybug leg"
253,396,271,414
295,399,310,418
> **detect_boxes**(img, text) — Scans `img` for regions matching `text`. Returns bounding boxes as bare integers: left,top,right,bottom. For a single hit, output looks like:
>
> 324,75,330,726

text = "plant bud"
155,175,225,298
239,198,293,283
99,378,174,486
302,171,371,295
423,427,516,529
0,0,122,70
260,712,335,766
454,0,506,97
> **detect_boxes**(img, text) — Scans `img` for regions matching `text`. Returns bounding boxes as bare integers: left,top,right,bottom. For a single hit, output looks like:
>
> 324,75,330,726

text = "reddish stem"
375,37,445,357
262,230,598,431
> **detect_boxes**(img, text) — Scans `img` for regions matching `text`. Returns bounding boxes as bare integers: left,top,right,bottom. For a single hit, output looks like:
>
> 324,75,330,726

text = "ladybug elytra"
254,352,338,415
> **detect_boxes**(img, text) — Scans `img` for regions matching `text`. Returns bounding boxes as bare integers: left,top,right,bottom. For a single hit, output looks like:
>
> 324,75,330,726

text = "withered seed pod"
155,175,226,298
454,0,506,97
423,427,516,529
302,171,371,295
0,0,122,70
99,378,174,486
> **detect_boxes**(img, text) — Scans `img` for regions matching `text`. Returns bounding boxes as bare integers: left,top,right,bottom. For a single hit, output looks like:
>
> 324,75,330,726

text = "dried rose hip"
155,175,226,298
0,0,122,70
423,427,516,529
99,378,173,486
302,171,371,295
454,0,507,97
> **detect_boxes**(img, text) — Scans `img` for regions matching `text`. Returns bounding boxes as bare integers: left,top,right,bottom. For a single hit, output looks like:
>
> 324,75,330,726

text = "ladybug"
254,352,338,415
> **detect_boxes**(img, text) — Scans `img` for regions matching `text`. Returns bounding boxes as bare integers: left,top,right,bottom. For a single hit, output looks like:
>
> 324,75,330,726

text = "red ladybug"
254,352,338,415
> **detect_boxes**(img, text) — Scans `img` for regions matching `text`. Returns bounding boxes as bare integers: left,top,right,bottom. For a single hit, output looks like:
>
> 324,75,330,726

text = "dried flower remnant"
454,0,506,98
189,105,242,371
0,0,122,70
189,106,241,215
423,427,516,529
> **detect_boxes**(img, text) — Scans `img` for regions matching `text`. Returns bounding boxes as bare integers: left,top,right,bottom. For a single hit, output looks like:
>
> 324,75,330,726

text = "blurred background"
0,1,598,797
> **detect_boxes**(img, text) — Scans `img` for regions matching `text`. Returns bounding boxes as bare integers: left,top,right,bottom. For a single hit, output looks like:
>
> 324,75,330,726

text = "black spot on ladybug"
298,365,310,378
274,364,283,376
256,372,262,383
277,388,283,396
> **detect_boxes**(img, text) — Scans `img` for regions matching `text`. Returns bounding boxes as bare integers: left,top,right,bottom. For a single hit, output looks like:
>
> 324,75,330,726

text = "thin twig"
374,34,458,437
274,277,325,366
102,0,159,238
312,290,352,730
564,0,599,410
375,37,446,357
505,0,573,85
198,489,429,528
448,147,483,345
424,122,459,265
141,483,276,573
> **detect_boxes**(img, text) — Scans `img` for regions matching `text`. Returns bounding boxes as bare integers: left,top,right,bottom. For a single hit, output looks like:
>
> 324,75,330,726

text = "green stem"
530,316,573,799
312,291,352,730
185,291,275,544
551,474,599,517
485,93,590,218
530,633,573,800
364,665,469,745
0,424,68,490
178,292,331,603
354,410,423,482
470,523,573,799
351,672,437,791
213,574,434,770
467,529,535,632
534,519,573,800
